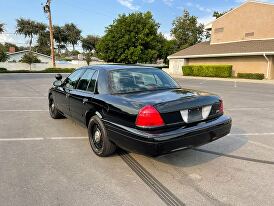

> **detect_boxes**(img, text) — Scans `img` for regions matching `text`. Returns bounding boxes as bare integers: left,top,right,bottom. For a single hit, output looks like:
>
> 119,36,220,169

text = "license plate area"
188,107,203,123
180,105,212,123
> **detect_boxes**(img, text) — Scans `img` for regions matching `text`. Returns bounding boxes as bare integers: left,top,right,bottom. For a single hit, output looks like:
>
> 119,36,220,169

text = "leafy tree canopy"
0,44,9,62
171,10,205,50
16,18,47,50
35,30,51,55
53,25,68,54
81,35,100,52
63,23,81,51
213,9,231,19
96,12,161,64
157,33,177,64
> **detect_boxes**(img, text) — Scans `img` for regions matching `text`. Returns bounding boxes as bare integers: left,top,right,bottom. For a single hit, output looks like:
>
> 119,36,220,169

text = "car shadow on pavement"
153,127,248,167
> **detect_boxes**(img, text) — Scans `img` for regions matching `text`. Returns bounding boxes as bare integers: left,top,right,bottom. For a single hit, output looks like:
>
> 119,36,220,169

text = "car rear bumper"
104,115,232,156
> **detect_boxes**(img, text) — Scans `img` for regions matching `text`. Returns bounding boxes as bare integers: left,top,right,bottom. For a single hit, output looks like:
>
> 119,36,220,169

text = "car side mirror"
53,80,62,87
55,74,62,81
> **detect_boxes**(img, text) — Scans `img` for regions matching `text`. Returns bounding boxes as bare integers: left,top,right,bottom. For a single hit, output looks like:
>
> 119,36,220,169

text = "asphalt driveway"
0,73,273,206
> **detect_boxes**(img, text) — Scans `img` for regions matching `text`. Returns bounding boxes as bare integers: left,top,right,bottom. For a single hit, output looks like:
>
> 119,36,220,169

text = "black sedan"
48,65,232,157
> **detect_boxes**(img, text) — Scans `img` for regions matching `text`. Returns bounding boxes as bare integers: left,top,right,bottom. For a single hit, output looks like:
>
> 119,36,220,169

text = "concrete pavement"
0,73,274,206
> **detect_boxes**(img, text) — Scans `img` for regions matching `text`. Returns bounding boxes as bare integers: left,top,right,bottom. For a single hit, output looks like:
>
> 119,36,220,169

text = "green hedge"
0,68,75,73
237,73,264,80
182,65,232,78
0,68,7,72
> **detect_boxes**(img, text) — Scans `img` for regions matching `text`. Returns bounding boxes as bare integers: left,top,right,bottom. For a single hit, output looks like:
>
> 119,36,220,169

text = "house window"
214,27,224,33
245,32,254,38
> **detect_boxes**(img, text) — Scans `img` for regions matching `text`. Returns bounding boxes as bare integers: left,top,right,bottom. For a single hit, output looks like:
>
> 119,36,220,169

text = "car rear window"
109,68,180,94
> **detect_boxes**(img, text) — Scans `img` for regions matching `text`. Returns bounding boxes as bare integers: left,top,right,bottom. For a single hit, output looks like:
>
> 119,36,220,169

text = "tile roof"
169,39,274,59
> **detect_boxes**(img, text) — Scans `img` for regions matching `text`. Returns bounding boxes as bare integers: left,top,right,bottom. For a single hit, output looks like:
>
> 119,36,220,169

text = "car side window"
87,70,98,93
64,69,84,89
76,69,95,91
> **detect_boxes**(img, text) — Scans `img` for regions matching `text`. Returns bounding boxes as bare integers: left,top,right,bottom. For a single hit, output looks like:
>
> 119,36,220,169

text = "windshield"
109,68,180,94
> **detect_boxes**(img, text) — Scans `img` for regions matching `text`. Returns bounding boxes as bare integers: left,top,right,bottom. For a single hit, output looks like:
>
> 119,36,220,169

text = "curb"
171,75,274,85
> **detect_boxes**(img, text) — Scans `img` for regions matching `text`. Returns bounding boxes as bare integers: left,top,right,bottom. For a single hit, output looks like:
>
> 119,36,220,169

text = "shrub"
44,68,75,73
0,68,7,72
237,73,264,80
19,53,41,64
0,49,9,62
182,65,232,78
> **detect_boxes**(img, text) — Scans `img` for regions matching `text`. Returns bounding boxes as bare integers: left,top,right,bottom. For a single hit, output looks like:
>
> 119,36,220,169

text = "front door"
55,69,85,116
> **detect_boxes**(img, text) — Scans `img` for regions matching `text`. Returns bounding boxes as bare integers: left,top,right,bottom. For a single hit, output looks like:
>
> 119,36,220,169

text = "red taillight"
220,100,224,113
136,105,165,127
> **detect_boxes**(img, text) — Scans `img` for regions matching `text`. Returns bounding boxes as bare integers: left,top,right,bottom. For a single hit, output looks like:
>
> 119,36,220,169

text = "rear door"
69,70,99,124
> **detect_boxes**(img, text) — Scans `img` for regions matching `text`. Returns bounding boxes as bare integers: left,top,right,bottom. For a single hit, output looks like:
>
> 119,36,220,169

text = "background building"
7,50,52,63
168,1,274,79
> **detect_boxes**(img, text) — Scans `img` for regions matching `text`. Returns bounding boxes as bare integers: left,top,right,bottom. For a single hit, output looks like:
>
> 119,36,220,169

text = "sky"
0,0,273,49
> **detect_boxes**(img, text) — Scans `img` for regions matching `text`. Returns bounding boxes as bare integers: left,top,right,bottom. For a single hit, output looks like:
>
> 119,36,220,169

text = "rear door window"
87,71,98,93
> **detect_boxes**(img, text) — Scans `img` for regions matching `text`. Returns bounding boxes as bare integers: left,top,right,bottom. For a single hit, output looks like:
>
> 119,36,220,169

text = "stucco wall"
168,58,186,74
187,56,274,79
211,2,274,44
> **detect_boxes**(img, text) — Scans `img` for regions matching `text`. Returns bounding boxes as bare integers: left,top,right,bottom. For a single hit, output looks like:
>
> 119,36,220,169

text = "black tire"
88,115,116,157
49,94,64,119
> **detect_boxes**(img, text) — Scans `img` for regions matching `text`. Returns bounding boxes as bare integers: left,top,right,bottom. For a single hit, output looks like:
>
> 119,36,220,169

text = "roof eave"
168,52,274,59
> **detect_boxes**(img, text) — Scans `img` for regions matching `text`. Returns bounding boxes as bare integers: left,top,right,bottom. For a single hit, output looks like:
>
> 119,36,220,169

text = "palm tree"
63,23,81,51
0,23,4,33
16,18,47,51
53,25,68,55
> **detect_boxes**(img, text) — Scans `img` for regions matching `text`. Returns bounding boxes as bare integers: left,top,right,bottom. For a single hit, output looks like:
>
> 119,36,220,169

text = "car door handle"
83,98,89,104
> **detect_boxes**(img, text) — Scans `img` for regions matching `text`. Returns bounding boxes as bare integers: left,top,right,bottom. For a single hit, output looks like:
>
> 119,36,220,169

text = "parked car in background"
48,65,232,157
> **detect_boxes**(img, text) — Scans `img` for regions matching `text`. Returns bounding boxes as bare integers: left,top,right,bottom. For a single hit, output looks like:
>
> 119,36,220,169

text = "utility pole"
44,0,56,67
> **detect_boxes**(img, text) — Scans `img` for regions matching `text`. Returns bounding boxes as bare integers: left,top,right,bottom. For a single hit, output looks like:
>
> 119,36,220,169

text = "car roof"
79,64,159,71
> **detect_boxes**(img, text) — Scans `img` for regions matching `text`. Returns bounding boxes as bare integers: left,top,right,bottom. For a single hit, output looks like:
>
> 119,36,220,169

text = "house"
7,50,52,63
168,1,274,79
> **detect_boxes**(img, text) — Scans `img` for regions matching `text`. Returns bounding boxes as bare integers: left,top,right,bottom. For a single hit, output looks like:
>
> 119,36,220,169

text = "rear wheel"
49,95,64,119
88,115,116,157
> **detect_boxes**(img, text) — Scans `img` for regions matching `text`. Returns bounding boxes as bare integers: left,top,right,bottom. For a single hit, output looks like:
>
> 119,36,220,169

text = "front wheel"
49,95,64,119
88,115,116,157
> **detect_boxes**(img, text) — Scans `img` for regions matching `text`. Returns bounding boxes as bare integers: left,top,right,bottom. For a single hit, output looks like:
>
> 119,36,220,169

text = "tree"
157,34,177,64
171,10,204,50
0,23,4,33
53,25,68,55
19,53,41,70
81,35,100,52
85,52,92,65
96,12,161,64
0,44,8,62
63,23,81,51
213,9,231,19
35,30,51,55
16,18,47,51
0,50,8,62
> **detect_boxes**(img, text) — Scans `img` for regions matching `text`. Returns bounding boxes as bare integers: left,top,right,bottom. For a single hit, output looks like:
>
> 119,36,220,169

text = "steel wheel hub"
94,129,101,143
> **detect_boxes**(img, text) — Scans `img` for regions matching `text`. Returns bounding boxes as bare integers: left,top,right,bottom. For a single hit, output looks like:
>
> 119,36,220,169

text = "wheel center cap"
94,130,101,143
